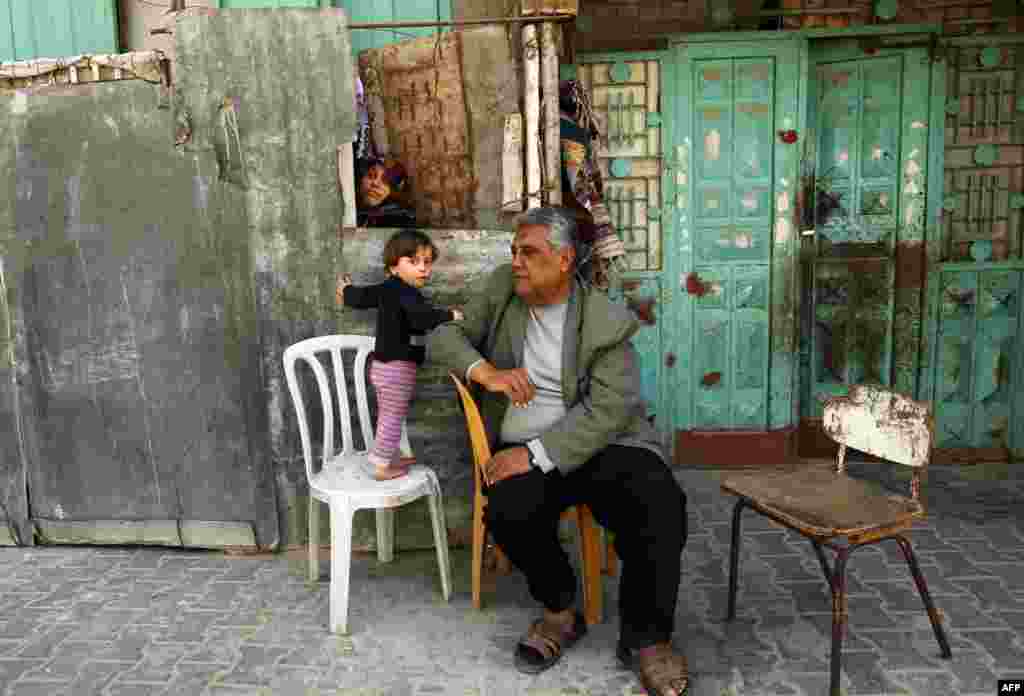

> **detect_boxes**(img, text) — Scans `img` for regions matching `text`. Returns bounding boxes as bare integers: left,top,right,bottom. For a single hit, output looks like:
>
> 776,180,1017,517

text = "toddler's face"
389,245,435,288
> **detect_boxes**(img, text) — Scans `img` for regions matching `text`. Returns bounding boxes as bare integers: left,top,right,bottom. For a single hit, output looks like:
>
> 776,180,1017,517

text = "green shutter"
0,0,117,62
337,0,450,56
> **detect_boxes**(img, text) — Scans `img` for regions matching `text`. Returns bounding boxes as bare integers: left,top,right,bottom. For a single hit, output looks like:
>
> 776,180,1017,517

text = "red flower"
778,129,798,144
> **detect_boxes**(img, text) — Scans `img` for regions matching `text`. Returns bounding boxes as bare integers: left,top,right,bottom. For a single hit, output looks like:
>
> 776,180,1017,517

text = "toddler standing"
336,230,463,480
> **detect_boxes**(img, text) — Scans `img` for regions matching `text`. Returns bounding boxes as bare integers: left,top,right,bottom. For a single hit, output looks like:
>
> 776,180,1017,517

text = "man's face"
510,224,574,305
360,165,390,207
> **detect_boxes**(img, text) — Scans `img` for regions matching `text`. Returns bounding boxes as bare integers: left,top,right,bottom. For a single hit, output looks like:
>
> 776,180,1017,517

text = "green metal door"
801,41,932,417
931,264,1023,455
668,36,803,433
576,54,668,420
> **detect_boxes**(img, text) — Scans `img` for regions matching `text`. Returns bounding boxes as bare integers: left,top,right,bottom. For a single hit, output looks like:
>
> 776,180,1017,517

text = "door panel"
670,38,801,434
933,266,1021,452
803,43,931,419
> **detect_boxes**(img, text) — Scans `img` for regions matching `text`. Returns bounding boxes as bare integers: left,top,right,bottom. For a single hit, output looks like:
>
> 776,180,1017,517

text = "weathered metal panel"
4,81,280,548
0,0,118,62
0,8,358,548
0,94,31,545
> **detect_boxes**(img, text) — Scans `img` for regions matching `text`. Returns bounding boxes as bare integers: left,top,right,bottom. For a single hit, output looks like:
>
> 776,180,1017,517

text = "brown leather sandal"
618,643,689,696
514,611,587,674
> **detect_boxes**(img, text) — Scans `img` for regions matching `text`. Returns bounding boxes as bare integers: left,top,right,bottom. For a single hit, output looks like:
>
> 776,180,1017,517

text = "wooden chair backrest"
822,384,933,470
450,374,492,487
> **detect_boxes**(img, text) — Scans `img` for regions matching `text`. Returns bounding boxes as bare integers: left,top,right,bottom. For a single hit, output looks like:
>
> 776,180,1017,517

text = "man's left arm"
536,338,645,475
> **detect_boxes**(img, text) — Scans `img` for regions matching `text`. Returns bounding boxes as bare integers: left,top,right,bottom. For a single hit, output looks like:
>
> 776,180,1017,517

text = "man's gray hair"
517,207,576,250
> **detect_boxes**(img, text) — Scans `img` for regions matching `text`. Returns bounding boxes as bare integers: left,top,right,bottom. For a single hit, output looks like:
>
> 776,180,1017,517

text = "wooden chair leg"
576,505,603,626
604,532,618,576
726,498,747,621
471,488,486,611
893,535,952,658
828,547,850,696
493,544,512,574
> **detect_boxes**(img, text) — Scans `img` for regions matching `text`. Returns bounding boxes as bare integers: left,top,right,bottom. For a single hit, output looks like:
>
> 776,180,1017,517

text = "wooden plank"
541,22,560,205
523,23,540,209
338,140,356,227
502,113,524,212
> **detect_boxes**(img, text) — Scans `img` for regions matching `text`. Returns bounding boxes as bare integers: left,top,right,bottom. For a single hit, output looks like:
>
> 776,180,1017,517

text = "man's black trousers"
484,444,687,650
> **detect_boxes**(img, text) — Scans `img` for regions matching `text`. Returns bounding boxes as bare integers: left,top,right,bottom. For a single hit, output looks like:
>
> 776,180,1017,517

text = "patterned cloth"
559,80,627,290
369,359,418,466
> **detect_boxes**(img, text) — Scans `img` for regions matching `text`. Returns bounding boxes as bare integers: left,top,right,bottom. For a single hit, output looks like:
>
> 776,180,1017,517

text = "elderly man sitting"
428,207,689,695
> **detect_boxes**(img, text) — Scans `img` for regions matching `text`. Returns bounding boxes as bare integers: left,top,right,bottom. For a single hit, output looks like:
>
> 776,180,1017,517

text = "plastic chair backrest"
822,383,933,470
283,334,377,484
450,374,492,485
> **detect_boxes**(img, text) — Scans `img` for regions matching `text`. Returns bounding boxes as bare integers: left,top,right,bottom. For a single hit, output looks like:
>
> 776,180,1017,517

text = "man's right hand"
470,363,535,408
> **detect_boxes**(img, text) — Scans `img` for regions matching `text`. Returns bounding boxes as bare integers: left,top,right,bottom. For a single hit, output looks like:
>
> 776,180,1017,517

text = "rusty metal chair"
450,373,612,625
720,384,952,696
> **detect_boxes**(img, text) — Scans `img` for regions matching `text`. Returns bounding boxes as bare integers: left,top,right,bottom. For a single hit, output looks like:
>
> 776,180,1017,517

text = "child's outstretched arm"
337,274,383,309
401,294,459,332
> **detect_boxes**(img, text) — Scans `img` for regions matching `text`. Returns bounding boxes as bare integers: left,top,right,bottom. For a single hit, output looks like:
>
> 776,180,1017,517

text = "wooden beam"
541,22,561,206
502,114,524,213
338,141,357,228
523,23,541,209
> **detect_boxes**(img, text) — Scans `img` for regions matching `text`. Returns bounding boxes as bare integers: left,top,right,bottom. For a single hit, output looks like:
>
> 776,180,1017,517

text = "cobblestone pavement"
1,463,1023,696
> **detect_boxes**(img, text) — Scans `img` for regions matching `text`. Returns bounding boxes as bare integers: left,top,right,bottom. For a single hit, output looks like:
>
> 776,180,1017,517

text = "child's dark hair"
382,229,439,270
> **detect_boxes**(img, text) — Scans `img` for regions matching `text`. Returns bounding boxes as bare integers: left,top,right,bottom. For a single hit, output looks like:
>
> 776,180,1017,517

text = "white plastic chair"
283,334,452,634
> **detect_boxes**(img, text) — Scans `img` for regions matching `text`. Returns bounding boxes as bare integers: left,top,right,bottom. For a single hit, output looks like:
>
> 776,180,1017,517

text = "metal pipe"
758,8,861,15
349,15,573,30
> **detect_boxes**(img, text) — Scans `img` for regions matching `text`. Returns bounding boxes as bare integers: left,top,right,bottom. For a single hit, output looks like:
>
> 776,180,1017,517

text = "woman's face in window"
360,165,390,207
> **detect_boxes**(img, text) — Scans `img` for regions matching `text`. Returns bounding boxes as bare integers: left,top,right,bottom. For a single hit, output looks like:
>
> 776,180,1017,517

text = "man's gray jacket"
427,264,665,475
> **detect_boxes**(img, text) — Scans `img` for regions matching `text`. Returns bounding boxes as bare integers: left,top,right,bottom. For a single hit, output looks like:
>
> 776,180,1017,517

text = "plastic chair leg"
427,491,452,601
308,497,321,582
376,508,395,563
329,499,354,634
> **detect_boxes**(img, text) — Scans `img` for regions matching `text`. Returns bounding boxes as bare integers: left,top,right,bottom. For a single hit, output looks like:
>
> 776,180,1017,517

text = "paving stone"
118,643,196,683
958,629,1024,672
944,650,1001,693
887,670,960,696
0,659,49,686
860,631,946,670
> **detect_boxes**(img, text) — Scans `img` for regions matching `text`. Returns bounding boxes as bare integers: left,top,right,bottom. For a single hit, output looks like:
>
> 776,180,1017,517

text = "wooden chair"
450,373,613,625
720,384,952,696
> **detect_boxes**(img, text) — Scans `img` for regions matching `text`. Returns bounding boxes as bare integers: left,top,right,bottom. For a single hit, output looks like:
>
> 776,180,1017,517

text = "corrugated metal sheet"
338,0,451,55
0,0,118,62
